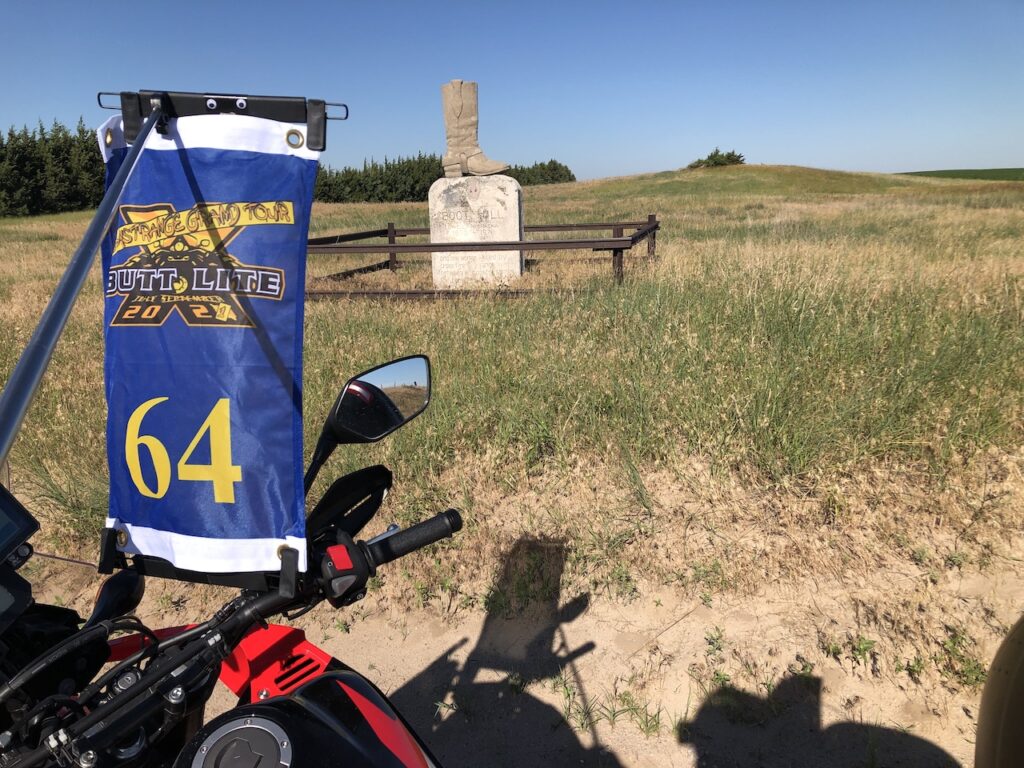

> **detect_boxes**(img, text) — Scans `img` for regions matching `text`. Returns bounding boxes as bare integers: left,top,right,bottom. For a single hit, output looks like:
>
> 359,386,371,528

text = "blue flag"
98,114,318,573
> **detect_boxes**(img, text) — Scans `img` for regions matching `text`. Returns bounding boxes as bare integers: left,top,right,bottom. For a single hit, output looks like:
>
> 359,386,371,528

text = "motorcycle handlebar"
364,509,462,569
3,511,463,766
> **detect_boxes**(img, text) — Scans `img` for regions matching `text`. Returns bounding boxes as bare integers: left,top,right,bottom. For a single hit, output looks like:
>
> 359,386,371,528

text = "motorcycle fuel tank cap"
191,716,292,768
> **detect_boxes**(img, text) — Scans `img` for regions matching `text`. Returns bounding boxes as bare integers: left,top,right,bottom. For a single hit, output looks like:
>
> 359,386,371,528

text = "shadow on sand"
677,671,961,767
392,535,962,767
391,537,622,767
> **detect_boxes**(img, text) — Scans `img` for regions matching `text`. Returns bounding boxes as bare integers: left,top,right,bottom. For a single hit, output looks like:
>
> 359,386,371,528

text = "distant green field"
904,168,1024,181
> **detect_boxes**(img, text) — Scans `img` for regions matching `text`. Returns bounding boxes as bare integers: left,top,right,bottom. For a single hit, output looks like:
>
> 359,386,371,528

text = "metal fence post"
387,222,397,271
647,214,657,260
612,226,624,284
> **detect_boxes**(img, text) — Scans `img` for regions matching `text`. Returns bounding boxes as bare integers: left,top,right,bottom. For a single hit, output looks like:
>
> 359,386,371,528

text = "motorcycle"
0,355,459,768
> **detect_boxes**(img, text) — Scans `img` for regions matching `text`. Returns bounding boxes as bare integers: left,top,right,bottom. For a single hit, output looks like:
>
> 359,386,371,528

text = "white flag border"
105,517,307,574
97,113,321,163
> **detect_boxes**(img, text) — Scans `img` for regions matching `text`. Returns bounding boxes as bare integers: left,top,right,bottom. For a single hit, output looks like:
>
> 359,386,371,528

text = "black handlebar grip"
365,509,463,569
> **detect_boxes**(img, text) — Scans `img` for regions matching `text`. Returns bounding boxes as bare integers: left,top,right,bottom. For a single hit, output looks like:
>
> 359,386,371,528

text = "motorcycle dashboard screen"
0,484,39,562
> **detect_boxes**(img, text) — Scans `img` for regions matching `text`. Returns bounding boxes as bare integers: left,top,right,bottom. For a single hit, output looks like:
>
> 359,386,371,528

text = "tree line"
0,119,576,217
0,121,105,217
314,155,575,203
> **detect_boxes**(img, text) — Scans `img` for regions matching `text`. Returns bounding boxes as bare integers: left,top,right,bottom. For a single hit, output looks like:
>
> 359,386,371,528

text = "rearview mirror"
303,356,431,495
328,356,431,443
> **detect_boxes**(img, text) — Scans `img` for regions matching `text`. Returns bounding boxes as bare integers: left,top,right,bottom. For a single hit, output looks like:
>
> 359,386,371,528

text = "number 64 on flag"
125,398,241,504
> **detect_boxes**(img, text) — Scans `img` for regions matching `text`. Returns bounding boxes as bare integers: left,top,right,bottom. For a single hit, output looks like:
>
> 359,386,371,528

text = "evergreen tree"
42,120,75,213
0,129,8,216
0,127,46,216
70,118,104,210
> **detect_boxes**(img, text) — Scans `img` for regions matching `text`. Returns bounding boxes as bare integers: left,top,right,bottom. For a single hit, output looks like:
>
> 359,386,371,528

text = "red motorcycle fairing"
337,680,429,768
102,624,439,765
105,622,327,696
173,669,437,768
219,623,335,702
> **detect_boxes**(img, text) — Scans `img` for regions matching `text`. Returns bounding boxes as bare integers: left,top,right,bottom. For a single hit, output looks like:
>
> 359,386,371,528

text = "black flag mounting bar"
99,91,347,150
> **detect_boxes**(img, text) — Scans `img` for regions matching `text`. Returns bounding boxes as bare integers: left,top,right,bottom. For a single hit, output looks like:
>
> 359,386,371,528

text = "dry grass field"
3,165,1023,766
381,385,430,418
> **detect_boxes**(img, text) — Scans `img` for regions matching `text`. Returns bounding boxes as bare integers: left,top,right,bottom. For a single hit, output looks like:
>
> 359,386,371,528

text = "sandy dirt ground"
22,428,1023,768
30,530,1021,768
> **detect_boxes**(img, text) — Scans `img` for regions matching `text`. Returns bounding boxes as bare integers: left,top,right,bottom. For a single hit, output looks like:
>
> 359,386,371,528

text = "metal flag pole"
0,98,166,468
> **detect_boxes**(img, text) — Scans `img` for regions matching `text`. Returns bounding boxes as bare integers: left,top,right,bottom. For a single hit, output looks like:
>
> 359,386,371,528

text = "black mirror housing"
303,356,431,495
326,355,431,445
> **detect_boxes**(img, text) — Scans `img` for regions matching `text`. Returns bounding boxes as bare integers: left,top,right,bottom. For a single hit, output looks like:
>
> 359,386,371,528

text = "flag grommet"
285,129,304,149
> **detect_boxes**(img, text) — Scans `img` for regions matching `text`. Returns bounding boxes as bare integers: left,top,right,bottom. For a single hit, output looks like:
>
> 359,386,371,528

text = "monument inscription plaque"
429,174,524,289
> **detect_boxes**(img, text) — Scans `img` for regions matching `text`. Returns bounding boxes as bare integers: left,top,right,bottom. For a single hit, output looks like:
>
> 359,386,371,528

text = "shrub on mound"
688,148,746,169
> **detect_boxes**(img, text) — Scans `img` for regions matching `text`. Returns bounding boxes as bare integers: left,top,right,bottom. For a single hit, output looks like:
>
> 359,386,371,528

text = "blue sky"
359,357,429,391
1,0,1020,179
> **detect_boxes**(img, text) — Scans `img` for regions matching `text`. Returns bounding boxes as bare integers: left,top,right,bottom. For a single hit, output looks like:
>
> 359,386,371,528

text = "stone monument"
429,79,524,289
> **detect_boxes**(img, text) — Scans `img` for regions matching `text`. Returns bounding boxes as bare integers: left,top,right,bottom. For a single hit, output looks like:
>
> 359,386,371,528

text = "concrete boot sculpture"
441,79,509,178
